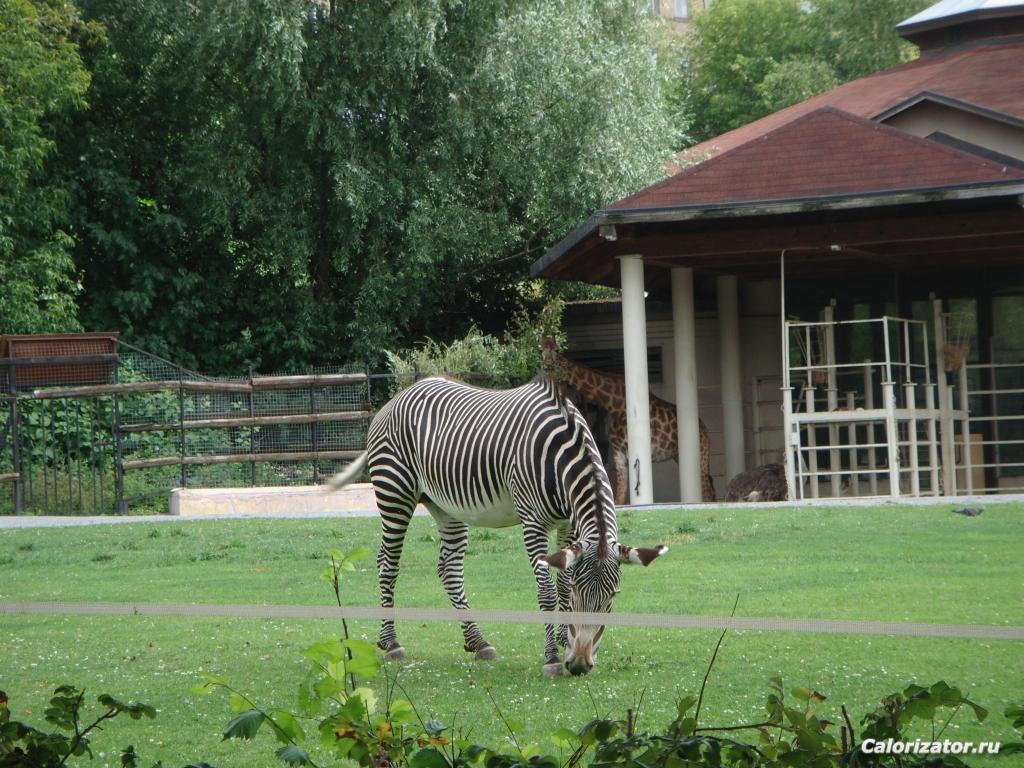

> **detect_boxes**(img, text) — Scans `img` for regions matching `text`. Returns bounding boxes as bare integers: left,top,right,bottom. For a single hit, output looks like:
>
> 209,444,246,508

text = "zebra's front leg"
435,515,497,661
554,524,572,649
523,522,563,677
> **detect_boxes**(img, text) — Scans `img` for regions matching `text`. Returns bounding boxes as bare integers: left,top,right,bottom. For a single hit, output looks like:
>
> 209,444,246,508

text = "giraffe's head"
541,540,667,676
539,336,561,368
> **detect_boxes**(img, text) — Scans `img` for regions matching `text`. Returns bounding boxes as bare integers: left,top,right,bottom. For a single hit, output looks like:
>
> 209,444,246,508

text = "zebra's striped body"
331,375,666,675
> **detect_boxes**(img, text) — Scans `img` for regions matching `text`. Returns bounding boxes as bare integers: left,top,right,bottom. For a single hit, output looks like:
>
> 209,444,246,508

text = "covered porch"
532,182,1024,503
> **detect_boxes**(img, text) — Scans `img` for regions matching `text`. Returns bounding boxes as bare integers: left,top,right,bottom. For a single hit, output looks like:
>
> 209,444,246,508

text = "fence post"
309,381,319,484
112,366,126,515
9,362,23,515
178,366,187,488
248,366,256,486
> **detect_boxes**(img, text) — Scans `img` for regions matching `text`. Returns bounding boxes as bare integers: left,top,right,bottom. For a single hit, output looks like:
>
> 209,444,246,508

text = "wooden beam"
31,373,368,399
121,410,373,433
619,208,1024,260
122,450,364,471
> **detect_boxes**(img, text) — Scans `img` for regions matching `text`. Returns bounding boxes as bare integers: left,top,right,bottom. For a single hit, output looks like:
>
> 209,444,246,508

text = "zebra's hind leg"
375,484,417,661
522,520,563,677
429,508,497,661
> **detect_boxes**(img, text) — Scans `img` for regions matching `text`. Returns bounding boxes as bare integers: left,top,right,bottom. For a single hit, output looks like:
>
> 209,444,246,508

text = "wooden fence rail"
30,372,368,400
122,450,364,471
120,410,374,433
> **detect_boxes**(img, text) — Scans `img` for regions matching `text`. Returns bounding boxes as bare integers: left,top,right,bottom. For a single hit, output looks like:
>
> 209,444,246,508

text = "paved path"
1,491,1020,529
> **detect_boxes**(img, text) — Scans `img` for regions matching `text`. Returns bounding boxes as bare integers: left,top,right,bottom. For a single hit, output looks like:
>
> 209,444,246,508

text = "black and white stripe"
331,374,664,675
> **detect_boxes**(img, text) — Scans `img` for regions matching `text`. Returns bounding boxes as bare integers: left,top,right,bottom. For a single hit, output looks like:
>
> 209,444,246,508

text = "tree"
683,0,929,143
65,0,681,372
0,0,90,333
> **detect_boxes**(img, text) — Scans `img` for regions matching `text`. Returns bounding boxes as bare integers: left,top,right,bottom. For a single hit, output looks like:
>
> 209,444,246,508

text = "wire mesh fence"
1,336,515,516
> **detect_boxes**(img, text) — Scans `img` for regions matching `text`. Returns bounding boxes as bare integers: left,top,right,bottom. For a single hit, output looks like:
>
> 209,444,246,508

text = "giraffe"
541,339,715,503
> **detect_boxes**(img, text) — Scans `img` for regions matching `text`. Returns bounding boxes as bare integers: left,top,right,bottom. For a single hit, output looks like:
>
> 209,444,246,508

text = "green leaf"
229,693,250,714
388,698,416,725
344,546,371,563
270,710,306,744
302,639,346,664
297,676,321,717
412,747,451,768
549,727,577,749
223,710,265,741
313,676,346,700
676,695,697,716
276,744,314,766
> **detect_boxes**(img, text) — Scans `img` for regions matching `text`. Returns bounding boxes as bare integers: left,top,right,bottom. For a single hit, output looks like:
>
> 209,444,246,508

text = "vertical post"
883,381,900,498
672,266,703,503
619,255,654,505
310,382,320,485
933,297,956,495
905,382,920,496
782,386,797,500
717,275,745,482
9,361,23,515
805,388,819,498
925,384,940,496
959,363,973,495
824,304,841,497
751,376,762,467
846,391,858,497
112,367,126,515
178,366,186,489
248,367,256,486
780,253,796,500
863,364,878,496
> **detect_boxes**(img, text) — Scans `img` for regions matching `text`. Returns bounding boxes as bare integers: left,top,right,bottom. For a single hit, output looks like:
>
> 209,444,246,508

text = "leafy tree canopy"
683,0,928,142
65,0,682,372
0,0,91,333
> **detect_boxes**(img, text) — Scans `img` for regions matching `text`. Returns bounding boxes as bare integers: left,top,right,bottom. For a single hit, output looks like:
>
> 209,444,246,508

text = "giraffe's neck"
552,352,626,415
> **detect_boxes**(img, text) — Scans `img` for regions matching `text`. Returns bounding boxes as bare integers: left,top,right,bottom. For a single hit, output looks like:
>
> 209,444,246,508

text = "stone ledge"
169,483,389,517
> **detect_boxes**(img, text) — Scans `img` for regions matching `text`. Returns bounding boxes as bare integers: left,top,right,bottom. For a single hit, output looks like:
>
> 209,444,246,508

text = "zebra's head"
541,540,667,676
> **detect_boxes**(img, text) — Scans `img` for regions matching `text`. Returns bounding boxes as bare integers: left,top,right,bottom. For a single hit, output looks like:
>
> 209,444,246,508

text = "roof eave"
531,178,1024,278
897,6,1024,37
596,178,1024,226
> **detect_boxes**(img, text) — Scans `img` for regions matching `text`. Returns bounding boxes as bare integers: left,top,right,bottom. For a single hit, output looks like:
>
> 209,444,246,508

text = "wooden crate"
0,333,120,390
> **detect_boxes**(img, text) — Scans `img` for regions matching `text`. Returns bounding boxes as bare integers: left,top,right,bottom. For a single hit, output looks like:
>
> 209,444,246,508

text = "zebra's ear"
540,544,582,571
618,545,668,566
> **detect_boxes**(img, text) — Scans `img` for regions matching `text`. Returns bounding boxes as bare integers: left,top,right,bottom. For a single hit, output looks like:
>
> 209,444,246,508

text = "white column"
672,267,703,502
619,256,653,505
932,297,956,495
717,275,745,482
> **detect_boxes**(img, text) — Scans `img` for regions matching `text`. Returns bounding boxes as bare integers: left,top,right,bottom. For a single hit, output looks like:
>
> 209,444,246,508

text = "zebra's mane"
532,374,613,557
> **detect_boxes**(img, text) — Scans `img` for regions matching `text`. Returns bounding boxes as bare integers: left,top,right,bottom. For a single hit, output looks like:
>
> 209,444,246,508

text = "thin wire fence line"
2,601,1022,641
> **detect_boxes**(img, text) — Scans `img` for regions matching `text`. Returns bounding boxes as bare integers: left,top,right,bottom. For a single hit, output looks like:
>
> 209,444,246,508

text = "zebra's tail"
326,451,369,491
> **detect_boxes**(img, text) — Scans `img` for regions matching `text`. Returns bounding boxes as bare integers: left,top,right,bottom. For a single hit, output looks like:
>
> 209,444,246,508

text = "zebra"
329,374,667,676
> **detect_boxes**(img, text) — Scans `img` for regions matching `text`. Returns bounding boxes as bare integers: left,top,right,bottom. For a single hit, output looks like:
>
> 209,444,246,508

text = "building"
533,0,1024,503
651,0,710,33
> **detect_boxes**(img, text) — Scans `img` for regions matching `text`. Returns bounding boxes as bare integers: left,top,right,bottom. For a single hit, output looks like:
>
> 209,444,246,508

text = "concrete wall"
563,278,785,502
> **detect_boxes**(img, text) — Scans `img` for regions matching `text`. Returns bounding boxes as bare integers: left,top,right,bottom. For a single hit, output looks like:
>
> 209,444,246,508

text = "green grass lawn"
1,504,1022,768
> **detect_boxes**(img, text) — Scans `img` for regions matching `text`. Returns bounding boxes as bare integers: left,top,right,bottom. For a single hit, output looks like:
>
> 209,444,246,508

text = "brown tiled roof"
608,107,1022,210
679,39,1024,164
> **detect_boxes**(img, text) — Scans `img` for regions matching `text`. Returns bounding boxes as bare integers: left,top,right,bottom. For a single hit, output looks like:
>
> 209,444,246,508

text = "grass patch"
0,504,1022,767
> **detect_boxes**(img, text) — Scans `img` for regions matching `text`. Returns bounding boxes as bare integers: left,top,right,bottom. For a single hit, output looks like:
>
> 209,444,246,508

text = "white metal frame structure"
781,309,970,500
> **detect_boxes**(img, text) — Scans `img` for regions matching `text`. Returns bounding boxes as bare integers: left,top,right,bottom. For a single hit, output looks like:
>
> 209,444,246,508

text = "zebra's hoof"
384,646,406,661
542,662,566,678
474,646,499,661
